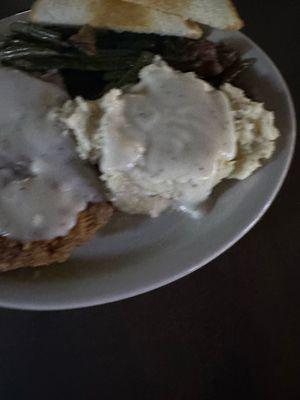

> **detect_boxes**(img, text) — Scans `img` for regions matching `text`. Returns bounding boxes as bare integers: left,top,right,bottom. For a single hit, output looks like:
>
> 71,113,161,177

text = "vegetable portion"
0,22,255,98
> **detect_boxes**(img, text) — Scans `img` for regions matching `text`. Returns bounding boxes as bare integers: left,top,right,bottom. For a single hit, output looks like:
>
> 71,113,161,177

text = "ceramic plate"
0,13,296,310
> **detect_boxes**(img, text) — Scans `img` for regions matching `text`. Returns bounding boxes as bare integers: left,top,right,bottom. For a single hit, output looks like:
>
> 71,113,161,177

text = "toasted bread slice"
0,202,113,272
30,0,203,38
123,0,244,30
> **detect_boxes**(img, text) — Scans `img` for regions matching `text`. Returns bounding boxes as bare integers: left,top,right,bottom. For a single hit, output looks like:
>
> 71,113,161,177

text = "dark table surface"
0,1,299,399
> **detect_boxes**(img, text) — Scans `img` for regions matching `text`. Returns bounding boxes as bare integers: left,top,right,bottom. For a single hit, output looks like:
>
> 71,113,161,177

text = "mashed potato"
222,83,279,180
58,59,279,217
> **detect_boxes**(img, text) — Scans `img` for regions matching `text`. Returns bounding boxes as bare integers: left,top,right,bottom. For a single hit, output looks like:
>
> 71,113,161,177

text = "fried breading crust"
0,202,113,272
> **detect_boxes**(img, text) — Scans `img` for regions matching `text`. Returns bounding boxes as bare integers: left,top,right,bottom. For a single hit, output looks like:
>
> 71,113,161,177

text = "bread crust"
122,0,244,30
0,202,113,272
226,0,244,29
30,0,203,39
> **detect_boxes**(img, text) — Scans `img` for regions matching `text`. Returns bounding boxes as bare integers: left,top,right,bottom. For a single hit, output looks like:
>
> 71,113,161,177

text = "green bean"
78,55,137,70
9,35,74,51
95,49,139,58
4,55,137,72
10,22,62,41
9,22,72,49
1,59,34,70
0,46,61,61
4,38,32,47
98,32,156,51
101,52,153,95
102,70,125,81
115,51,153,87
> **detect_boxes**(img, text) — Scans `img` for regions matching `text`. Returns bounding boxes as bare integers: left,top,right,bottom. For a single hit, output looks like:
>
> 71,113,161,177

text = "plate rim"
0,12,297,311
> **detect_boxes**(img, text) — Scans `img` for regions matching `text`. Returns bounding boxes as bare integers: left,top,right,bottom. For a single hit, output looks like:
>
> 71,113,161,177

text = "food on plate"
221,84,279,180
30,0,203,39
0,68,112,271
0,0,280,271
122,0,244,30
0,203,112,272
0,21,254,98
58,58,279,217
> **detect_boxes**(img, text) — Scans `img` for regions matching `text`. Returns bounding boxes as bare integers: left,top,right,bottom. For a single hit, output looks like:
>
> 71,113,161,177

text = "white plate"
0,13,296,310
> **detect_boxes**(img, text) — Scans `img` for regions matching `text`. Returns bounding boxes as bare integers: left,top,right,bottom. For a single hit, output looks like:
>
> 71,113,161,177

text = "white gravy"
100,59,236,215
0,68,104,242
